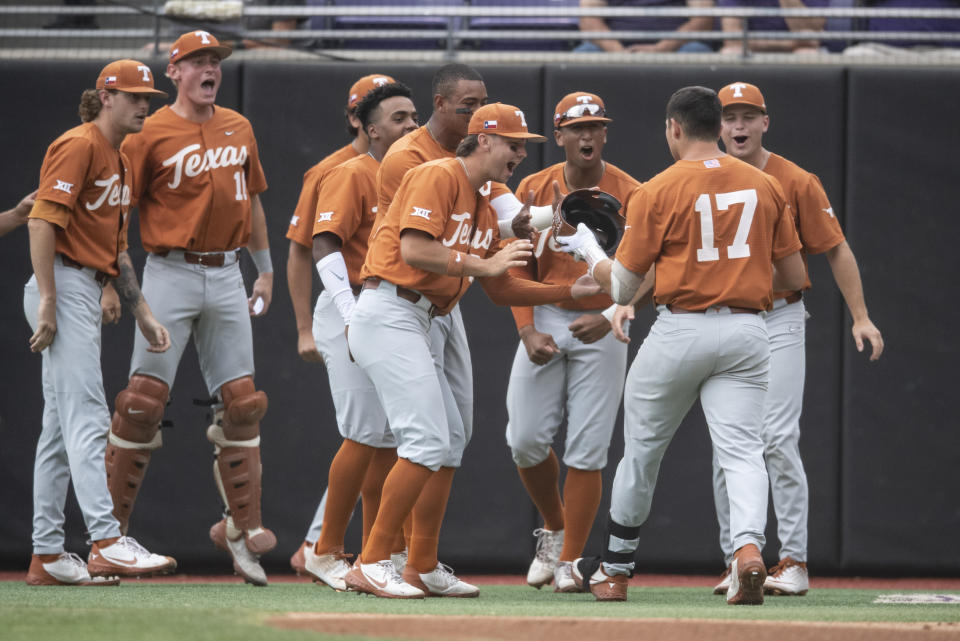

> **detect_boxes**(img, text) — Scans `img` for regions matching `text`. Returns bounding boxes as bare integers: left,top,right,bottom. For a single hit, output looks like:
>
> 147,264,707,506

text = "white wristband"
600,304,617,324
251,248,273,275
315,252,355,324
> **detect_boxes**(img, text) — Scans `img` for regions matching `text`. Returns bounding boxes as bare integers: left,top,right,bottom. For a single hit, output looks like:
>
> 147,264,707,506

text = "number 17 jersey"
616,155,801,311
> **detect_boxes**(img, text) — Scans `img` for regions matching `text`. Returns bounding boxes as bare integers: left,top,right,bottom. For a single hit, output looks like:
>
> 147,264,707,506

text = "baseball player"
711,81,884,596
505,92,640,592
23,59,177,586
106,31,276,586
0,190,36,237
374,64,556,584
285,73,400,579
556,86,806,605
306,81,419,590
345,103,600,599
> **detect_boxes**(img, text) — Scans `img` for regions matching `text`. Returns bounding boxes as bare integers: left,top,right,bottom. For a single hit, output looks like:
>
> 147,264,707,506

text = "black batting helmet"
557,189,625,257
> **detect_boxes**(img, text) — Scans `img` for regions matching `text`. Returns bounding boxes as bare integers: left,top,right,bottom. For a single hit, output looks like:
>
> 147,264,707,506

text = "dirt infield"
268,613,960,641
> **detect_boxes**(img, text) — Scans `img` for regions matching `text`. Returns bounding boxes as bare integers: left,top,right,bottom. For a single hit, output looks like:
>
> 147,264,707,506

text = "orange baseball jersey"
311,153,380,285
30,122,131,276
616,155,801,312
376,126,510,225
286,143,359,249
122,105,267,253
510,162,640,329
764,152,845,297
363,158,570,315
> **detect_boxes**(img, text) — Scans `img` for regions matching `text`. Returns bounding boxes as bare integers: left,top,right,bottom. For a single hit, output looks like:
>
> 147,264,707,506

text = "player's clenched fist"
519,325,560,365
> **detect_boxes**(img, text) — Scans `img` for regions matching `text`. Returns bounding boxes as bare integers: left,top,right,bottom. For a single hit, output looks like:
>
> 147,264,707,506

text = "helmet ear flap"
559,189,625,257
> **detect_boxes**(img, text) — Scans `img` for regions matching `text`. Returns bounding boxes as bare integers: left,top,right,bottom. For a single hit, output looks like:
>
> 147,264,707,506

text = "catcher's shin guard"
106,375,168,534
207,376,276,555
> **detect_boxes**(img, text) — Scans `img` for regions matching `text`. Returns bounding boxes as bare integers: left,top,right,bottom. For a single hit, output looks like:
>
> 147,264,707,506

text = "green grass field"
2,582,959,641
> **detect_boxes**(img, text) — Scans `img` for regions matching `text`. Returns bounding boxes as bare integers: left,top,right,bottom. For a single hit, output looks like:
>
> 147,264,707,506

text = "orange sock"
517,450,564,531
360,447,397,552
407,466,455,573
315,439,375,554
558,468,602,561
361,458,433,564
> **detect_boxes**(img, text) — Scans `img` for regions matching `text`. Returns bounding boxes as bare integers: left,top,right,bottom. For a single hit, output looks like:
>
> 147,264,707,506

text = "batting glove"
555,223,608,274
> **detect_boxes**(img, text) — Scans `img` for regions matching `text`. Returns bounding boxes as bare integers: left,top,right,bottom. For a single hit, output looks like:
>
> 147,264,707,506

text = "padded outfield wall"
0,60,956,575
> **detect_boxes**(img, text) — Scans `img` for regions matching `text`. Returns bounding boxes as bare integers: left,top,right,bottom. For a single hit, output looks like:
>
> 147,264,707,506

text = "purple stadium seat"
468,0,580,50
331,0,466,49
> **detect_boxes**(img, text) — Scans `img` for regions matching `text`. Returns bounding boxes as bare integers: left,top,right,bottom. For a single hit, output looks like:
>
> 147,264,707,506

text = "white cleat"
209,518,268,586
527,528,564,588
713,565,731,595
305,547,353,591
764,557,809,596
553,561,582,593
403,562,479,598
87,536,176,578
27,552,120,586
344,560,424,599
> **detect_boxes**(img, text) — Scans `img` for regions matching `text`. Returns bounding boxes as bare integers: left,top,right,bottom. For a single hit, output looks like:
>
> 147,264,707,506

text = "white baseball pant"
301,289,394,542
606,306,770,573
348,281,465,470
713,297,808,564
129,251,254,395
506,304,627,471
23,259,122,553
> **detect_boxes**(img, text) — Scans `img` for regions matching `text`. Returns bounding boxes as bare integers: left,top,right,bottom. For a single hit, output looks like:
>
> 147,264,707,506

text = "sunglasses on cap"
555,103,607,126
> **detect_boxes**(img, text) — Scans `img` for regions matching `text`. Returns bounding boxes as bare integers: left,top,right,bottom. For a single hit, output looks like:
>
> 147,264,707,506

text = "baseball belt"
59,254,109,286
363,277,439,317
155,250,241,267
667,304,759,315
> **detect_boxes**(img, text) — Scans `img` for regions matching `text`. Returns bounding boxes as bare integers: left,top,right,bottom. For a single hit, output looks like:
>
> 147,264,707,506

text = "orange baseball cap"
96,59,168,98
718,82,766,113
467,103,546,142
347,74,396,110
168,30,232,64
554,92,612,128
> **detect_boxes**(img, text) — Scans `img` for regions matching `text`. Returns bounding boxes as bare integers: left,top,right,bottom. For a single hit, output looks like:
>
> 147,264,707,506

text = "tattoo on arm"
112,252,145,311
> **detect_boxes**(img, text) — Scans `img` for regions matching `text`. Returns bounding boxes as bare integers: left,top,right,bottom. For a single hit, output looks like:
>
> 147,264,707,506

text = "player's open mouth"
580,145,594,159
201,79,216,90
733,136,748,145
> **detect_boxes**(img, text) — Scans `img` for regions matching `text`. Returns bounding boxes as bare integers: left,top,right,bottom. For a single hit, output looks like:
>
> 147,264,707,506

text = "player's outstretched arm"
825,240,883,361
27,217,57,352
114,251,170,353
0,189,36,237
247,194,273,317
400,228,533,278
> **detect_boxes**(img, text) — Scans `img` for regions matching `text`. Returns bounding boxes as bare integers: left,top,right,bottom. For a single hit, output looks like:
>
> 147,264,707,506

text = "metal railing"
1,3,958,63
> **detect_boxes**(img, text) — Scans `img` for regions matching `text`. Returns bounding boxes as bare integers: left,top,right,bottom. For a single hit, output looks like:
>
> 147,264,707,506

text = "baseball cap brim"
558,115,612,127
119,86,169,98
498,132,548,143
722,100,765,112
173,44,232,64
